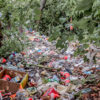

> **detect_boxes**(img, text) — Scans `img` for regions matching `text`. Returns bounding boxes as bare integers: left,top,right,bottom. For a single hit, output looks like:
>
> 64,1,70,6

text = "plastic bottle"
0,93,2,100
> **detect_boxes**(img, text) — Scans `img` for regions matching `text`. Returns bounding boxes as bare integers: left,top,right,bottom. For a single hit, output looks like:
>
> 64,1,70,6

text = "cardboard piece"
0,69,28,95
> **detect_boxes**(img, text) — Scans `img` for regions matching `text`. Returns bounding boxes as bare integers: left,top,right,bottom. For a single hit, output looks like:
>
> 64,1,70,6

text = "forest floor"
0,30,100,100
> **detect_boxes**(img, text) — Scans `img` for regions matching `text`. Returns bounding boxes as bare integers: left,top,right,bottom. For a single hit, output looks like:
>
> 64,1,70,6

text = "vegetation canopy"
0,0,100,57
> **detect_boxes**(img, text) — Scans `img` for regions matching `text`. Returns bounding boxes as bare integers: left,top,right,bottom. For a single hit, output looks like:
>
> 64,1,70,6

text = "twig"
33,64,61,71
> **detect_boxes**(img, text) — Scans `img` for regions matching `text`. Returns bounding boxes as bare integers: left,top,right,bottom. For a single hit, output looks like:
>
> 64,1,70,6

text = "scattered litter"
0,30,99,99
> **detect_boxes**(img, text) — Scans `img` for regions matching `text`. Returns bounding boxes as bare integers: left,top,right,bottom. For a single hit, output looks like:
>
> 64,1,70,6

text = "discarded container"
0,93,2,100
16,89,28,99
84,71,92,75
48,75,59,82
10,76,21,83
64,56,68,60
9,54,14,59
66,68,72,75
64,79,70,85
60,72,70,80
26,87,37,95
3,75,11,81
28,79,36,87
29,28,33,32
70,25,74,31
42,88,60,99
28,98,33,100
81,88,92,94
0,79,20,95
0,69,28,97
1,58,6,63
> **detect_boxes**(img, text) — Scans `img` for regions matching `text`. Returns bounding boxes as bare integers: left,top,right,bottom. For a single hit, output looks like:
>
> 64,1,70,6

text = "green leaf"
59,17,66,23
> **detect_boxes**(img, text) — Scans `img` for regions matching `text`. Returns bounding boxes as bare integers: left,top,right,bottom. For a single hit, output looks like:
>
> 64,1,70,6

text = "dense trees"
0,0,100,57
38,0,100,49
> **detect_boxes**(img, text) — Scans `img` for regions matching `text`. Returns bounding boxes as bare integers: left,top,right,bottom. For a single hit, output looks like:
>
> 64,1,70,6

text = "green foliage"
0,0,35,57
35,0,100,49
0,0,100,57
36,0,77,48
0,28,28,57
73,0,100,46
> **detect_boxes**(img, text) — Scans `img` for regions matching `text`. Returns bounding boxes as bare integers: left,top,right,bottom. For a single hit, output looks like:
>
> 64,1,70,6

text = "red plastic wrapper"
43,88,60,99
2,58,6,63
60,72,70,80
38,52,42,55
70,25,74,31
64,79,70,85
28,98,33,100
34,38,40,42
64,56,68,60
3,75,11,81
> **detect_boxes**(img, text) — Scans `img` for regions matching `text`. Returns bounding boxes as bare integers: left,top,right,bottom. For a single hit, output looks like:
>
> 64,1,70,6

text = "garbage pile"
0,30,100,100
